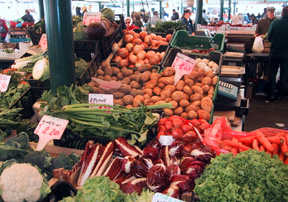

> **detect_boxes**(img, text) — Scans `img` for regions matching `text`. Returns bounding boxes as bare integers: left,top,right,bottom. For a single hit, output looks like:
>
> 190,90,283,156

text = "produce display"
147,21,187,33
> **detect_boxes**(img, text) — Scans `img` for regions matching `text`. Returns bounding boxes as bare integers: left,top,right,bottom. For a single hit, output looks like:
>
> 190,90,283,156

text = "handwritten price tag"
38,33,47,51
83,12,101,25
34,115,69,151
89,94,113,111
171,52,196,85
0,74,11,92
92,78,121,91
152,193,184,202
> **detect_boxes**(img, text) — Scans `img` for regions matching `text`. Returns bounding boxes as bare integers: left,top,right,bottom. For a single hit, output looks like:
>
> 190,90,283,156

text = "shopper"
125,17,139,31
21,10,34,23
0,17,9,41
261,8,267,18
75,7,82,16
148,11,163,26
250,14,258,25
266,6,288,101
133,12,143,29
171,9,179,21
181,8,194,35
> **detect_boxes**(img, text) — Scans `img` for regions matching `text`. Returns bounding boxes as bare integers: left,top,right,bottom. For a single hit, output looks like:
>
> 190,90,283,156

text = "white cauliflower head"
0,163,44,202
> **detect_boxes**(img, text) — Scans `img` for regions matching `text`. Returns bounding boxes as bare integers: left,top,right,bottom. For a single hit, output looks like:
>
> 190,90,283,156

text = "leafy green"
51,152,80,171
124,189,155,202
147,21,186,33
194,149,288,202
75,58,89,78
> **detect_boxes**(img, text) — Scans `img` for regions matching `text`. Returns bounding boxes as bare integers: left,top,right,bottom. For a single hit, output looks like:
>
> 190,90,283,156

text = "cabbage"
101,8,115,21
32,58,50,81
73,25,88,41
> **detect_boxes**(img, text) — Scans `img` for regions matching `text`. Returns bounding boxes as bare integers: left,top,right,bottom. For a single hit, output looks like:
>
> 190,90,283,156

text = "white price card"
152,193,184,202
38,33,47,51
83,12,101,26
0,74,11,92
171,52,196,85
34,115,69,151
89,94,114,111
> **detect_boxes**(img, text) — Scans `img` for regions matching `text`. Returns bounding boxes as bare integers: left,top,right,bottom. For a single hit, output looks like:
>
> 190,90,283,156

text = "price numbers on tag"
83,12,101,25
152,193,184,202
34,115,69,151
171,52,196,85
89,94,114,112
0,74,11,92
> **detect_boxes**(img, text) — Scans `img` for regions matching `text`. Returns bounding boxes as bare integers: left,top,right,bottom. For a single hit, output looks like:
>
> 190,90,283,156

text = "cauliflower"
0,163,50,202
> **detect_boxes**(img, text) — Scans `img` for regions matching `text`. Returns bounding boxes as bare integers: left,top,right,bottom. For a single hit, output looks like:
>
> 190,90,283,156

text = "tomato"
189,119,201,127
171,128,184,140
172,118,184,128
181,124,193,133
157,130,165,140
157,125,166,132
198,122,211,132
182,131,197,142
158,117,169,125
164,121,173,131
183,144,193,153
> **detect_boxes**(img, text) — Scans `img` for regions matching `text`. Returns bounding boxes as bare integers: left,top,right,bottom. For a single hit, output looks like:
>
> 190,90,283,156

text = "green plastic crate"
170,30,225,56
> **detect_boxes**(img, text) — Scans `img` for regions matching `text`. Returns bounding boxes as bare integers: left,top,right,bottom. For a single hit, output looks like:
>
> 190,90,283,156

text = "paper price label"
89,94,114,111
152,193,184,202
83,12,101,25
171,52,196,85
38,33,47,51
34,115,69,151
0,74,11,92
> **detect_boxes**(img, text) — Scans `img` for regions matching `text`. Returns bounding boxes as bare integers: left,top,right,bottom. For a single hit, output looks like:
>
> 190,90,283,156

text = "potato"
148,102,155,106
174,107,184,115
183,85,192,95
183,74,190,81
122,77,131,85
171,100,178,109
162,67,175,77
130,75,137,81
143,94,150,99
126,105,133,108
171,91,187,102
130,81,141,89
195,83,203,87
113,91,125,99
114,99,124,106
197,109,211,121
188,110,198,119
159,76,175,85
197,68,205,78
201,77,212,85
185,79,195,87
143,89,153,97
111,76,117,81
104,75,112,81
118,84,130,94
141,71,151,82
155,101,166,105
185,104,199,113
184,93,189,100
192,85,204,95
192,100,201,107
91,87,101,93
157,82,165,89
117,72,124,80
112,67,120,76
122,68,133,77
104,66,113,76
176,80,185,91
134,71,141,75
150,73,161,81
212,63,219,73
165,98,172,102
153,87,162,96
164,108,173,117
122,95,134,105
151,96,162,103
134,95,144,103
202,58,209,65
97,75,104,80
164,85,176,93
205,70,214,78
160,90,171,100
190,93,204,102
133,96,143,107
189,71,199,81
106,88,118,94
97,69,105,76
179,100,190,107
180,112,189,119
201,97,213,113
151,69,158,73
212,76,218,86
202,85,210,93
138,64,150,72
143,99,152,106
130,89,144,97
101,60,110,68
144,80,157,89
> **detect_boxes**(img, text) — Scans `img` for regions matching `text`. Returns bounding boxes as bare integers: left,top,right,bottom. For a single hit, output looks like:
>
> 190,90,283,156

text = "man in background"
171,9,179,21
148,11,163,26
22,10,34,23
266,6,288,101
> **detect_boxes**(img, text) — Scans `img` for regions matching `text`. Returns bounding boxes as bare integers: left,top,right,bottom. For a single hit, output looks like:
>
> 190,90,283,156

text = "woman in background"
0,17,9,41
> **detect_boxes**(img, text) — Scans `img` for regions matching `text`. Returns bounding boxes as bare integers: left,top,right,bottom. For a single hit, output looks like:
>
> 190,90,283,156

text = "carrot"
255,130,274,152
279,151,285,162
231,138,239,156
272,143,279,156
252,139,260,151
280,138,288,157
284,157,288,165
222,140,251,151
286,133,288,144
260,145,266,152
238,136,255,146
266,136,284,145
276,132,287,137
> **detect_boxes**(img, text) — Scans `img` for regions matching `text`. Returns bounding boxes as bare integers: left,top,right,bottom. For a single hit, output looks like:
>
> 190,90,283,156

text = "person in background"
133,12,143,29
171,9,179,21
125,17,139,31
203,9,209,21
148,11,163,26
0,17,9,41
162,10,169,21
261,8,267,18
75,7,82,16
181,8,194,35
21,9,34,23
250,14,258,25
257,13,261,19
266,6,288,101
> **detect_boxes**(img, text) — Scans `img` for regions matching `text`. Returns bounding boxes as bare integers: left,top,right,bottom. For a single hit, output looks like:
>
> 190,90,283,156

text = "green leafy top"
194,149,288,202
147,21,186,33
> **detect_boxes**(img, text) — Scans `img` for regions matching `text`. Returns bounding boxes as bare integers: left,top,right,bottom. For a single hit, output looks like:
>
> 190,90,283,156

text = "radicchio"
168,140,183,157
153,158,164,165
163,145,171,167
103,157,122,181
130,157,154,178
114,173,135,185
115,137,142,157
167,165,181,179
143,146,159,160
162,184,180,198
146,164,169,192
146,138,161,151
170,174,194,192
190,147,215,161
121,156,136,173
120,178,147,195
181,160,205,180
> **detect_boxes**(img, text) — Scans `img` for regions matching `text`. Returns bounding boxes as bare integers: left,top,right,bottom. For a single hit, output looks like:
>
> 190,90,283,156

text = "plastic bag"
252,36,264,53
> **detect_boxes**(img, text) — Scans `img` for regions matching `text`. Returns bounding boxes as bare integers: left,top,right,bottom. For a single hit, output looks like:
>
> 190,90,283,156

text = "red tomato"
183,144,193,153
172,118,184,128
198,122,211,132
182,131,197,142
164,121,173,131
189,119,201,127
157,130,165,140
157,125,166,132
171,128,184,140
181,124,194,133
158,117,168,125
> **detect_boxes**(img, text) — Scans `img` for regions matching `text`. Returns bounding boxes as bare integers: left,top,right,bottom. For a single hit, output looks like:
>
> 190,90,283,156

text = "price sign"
38,33,47,51
83,12,101,25
152,193,184,202
92,78,121,91
89,94,113,111
34,115,69,151
171,52,196,85
0,74,11,92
